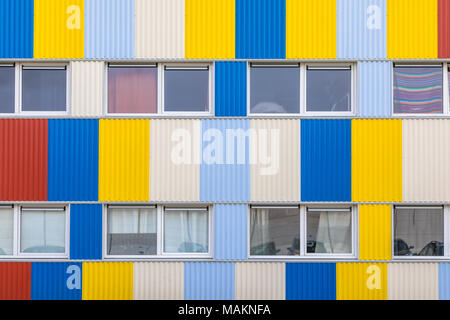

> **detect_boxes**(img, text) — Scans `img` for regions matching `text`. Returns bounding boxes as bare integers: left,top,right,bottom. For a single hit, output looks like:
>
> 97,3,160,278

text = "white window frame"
0,63,16,114
391,62,450,117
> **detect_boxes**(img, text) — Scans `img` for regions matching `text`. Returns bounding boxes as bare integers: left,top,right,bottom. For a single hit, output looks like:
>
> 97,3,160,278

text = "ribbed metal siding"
286,263,336,300
70,205,102,260
359,205,392,260
439,263,450,300
388,263,438,300
71,61,104,117
358,61,391,118
214,205,247,260
31,263,82,300
438,0,450,58
301,120,351,202
200,119,250,202
0,0,33,58
0,119,47,201
236,0,285,59
235,263,285,300
184,263,235,300
48,120,98,201
85,0,134,59
215,62,247,117
403,120,450,202
337,0,386,59
133,263,184,300
0,263,31,300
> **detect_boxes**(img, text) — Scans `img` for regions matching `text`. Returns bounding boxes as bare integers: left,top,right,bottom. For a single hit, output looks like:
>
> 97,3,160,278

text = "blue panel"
236,0,286,59
200,119,250,202
214,205,247,260
185,263,235,300
0,0,33,58
301,120,351,202
31,263,82,300
85,0,134,59
215,62,247,117
439,263,450,300
337,0,386,59
286,263,336,300
358,61,391,117
70,204,102,260
48,119,99,201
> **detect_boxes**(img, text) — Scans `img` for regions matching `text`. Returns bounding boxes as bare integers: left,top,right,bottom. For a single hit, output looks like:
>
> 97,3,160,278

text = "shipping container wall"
235,263,285,300
388,263,438,300
438,0,450,58
439,263,450,300
286,263,336,300
359,205,392,260
215,62,247,117
70,204,102,260
71,61,104,117
0,263,31,300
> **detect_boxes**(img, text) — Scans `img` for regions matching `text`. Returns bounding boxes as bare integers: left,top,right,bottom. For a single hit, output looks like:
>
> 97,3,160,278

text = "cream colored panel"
235,263,285,300
71,61,103,117
388,263,438,300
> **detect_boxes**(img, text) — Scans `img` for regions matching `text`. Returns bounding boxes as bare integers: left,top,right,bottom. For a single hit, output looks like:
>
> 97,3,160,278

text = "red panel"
0,119,48,201
0,263,31,300
439,0,450,58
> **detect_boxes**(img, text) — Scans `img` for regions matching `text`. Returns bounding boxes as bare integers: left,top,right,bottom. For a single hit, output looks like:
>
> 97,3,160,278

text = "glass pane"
20,209,65,253
306,68,351,112
107,208,157,255
250,67,300,114
22,68,66,112
250,208,300,256
393,66,443,114
0,208,13,255
0,66,15,113
164,69,209,112
394,208,444,256
306,209,352,254
108,67,158,114
164,210,208,253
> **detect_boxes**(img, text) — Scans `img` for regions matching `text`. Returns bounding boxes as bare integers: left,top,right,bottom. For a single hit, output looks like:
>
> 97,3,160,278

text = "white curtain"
0,208,13,255
108,208,157,234
250,209,270,248
314,211,351,254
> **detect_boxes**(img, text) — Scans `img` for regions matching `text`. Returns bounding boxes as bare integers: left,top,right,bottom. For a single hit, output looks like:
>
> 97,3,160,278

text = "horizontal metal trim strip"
395,206,444,210
164,66,209,71
22,66,66,70
307,66,351,70
108,63,157,68
307,208,351,212
164,207,208,211
21,207,65,211
394,63,443,68
108,205,156,209
250,63,300,68
0,63,14,67
0,205,13,209
250,205,300,209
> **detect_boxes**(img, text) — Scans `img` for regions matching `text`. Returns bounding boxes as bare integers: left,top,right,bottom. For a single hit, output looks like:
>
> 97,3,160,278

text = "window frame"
0,63,16,114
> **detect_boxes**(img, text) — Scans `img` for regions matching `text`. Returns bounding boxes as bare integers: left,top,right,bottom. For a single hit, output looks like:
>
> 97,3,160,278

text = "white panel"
71,61,103,117
388,263,438,300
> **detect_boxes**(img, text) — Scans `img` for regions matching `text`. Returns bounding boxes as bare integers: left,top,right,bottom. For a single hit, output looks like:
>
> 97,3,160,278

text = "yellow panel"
352,120,402,202
337,263,387,300
82,263,133,300
286,0,336,59
359,205,392,261
34,0,84,59
387,0,438,59
185,0,235,59
99,120,150,202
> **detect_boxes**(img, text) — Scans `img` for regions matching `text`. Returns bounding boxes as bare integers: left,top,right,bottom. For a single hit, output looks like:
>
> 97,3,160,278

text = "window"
0,206,13,255
0,64,15,113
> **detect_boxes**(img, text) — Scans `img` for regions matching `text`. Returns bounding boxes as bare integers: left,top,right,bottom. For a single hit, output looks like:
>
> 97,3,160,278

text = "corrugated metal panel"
286,263,336,300
82,262,133,300
150,119,200,202
85,0,134,59
439,263,450,300
337,0,386,59
358,61,391,118
359,205,392,260
336,263,387,300
0,0,33,58
34,0,84,59
387,0,438,59
200,119,250,202
135,0,184,59
0,119,47,201
352,120,402,202
0,263,31,300
185,0,235,59
388,263,438,300
71,61,104,117
287,0,336,59
99,120,149,202
133,263,184,300
438,0,450,58
215,62,247,117
70,204,102,260
301,120,351,202
48,120,98,201
235,0,285,59
235,263,285,300
214,204,247,260
250,119,300,202
403,120,450,202
31,263,82,300
184,263,235,300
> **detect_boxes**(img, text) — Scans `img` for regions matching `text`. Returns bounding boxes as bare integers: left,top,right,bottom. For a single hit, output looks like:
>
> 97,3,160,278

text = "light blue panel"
200,119,250,202
439,263,450,300
85,0,134,59
337,0,386,59
214,205,247,260
185,263,235,300
358,61,391,117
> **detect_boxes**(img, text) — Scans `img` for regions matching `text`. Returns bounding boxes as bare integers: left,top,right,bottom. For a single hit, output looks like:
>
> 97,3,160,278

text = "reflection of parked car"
418,241,444,256
250,242,280,255
287,238,300,255
394,239,413,256
307,240,326,253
